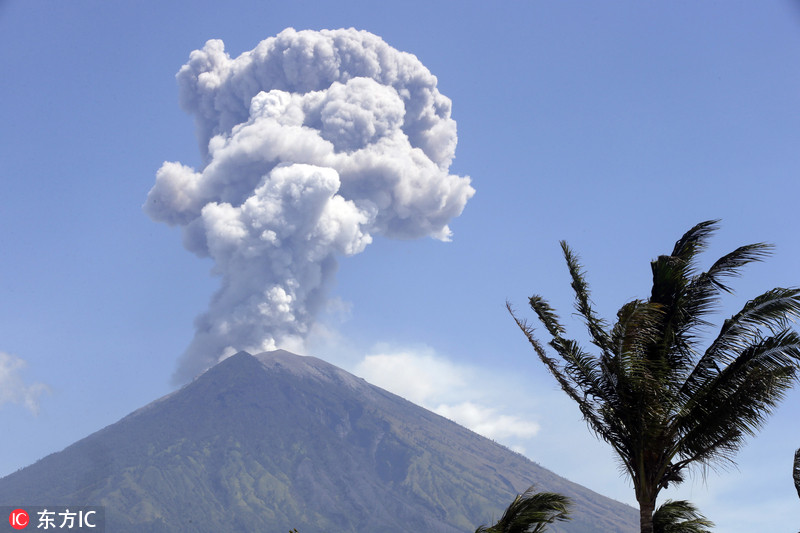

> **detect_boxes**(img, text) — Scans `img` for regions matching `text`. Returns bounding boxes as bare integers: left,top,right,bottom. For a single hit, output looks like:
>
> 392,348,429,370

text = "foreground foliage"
652,500,713,533
509,220,800,533
794,448,800,500
475,485,571,533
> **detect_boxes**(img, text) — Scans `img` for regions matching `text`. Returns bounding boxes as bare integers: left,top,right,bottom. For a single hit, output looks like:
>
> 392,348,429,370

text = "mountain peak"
0,350,637,533
219,349,371,394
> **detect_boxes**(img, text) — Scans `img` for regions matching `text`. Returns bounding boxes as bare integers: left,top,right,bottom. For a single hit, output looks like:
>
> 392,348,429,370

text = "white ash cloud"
144,28,474,382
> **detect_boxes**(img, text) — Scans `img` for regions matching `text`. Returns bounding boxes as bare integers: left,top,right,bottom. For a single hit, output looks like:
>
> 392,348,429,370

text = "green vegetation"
474,490,713,533
0,351,639,532
652,500,713,533
509,220,800,533
474,485,571,533
794,448,800,500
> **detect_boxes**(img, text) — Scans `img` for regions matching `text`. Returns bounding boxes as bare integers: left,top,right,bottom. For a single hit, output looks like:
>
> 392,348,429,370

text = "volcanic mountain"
0,350,638,532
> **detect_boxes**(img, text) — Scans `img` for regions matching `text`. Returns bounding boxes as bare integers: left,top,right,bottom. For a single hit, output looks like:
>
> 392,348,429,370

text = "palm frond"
528,295,566,339
793,448,800,500
507,302,609,437
669,220,719,268
653,499,713,533
673,330,800,469
508,303,581,400
693,243,773,295
612,301,662,359
475,486,571,533
560,241,612,354
611,300,670,386
680,287,800,399
647,222,736,379
648,252,698,375
672,243,773,367
560,340,604,398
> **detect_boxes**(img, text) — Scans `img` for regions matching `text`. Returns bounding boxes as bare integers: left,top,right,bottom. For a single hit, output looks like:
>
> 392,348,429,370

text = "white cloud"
0,352,48,415
354,347,468,404
353,345,540,449
434,402,540,441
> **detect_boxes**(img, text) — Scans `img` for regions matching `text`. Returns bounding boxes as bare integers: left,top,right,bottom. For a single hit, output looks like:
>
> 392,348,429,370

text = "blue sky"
2,1,800,531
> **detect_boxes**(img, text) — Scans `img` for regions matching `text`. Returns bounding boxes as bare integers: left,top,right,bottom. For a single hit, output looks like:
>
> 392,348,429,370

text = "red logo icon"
9,509,29,529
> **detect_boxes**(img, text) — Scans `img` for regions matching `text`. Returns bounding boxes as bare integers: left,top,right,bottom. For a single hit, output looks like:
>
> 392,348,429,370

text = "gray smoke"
144,28,474,382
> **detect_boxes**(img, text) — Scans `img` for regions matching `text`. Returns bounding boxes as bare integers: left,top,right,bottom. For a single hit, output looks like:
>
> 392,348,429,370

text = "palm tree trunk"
639,499,655,533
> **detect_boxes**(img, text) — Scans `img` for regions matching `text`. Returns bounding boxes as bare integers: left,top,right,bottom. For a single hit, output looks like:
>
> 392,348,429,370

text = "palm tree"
508,220,800,533
652,500,713,533
475,485,571,533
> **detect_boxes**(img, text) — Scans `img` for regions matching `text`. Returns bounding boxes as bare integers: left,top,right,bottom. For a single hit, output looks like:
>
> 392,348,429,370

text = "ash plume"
145,28,474,383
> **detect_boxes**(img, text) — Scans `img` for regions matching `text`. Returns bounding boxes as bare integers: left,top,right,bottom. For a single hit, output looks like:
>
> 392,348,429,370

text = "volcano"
0,350,637,532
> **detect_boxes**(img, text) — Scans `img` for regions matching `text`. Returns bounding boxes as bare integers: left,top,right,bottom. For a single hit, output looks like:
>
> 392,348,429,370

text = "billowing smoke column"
145,28,474,382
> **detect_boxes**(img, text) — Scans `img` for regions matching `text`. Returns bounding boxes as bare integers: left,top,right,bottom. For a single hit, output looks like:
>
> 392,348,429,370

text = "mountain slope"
0,350,638,532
